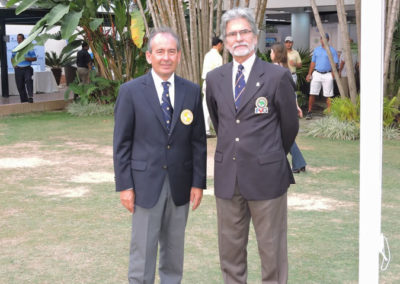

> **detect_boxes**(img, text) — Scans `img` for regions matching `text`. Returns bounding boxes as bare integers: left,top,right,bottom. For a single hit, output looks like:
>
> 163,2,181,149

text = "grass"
0,111,399,283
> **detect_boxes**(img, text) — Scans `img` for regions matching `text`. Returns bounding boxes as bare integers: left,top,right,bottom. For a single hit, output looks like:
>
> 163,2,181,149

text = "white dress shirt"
151,69,175,107
201,48,223,93
232,53,256,98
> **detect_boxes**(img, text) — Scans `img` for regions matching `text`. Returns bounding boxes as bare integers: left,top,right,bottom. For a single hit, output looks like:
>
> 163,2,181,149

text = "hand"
120,189,135,213
306,74,312,82
190,187,203,211
289,60,295,66
297,105,303,118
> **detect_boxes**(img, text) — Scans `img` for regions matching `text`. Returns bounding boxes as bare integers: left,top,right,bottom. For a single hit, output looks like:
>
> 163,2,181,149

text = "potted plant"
45,50,76,85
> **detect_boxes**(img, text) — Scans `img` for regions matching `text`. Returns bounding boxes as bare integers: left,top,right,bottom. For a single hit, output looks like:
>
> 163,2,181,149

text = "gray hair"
220,8,259,40
147,27,181,52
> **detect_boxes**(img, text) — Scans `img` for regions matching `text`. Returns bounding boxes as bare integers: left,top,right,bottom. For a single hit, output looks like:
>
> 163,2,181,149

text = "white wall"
6,25,67,64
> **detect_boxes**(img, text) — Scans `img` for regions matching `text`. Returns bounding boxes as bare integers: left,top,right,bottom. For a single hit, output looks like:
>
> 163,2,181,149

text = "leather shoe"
293,166,306,173
28,98,34,103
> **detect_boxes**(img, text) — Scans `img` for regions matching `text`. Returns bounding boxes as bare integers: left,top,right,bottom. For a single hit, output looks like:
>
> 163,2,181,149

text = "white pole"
359,0,385,283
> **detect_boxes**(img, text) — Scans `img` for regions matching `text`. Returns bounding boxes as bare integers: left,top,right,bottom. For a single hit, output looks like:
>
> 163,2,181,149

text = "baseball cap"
285,36,293,42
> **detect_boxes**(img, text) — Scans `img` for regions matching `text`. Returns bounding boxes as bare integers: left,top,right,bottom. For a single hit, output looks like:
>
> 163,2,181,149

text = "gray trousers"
216,187,288,284
128,176,189,284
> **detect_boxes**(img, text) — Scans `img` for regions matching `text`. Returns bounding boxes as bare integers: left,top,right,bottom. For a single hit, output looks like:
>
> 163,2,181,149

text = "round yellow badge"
180,109,193,125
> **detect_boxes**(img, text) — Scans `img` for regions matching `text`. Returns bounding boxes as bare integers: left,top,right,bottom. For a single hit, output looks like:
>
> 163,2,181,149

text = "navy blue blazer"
113,72,207,208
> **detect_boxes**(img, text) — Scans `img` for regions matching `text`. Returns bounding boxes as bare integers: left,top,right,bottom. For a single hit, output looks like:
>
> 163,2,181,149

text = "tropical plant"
306,116,360,140
7,0,147,84
327,97,360,123
383,96,400,127
295,48,312,94
65,71,121,105
306,116,399,141
45,50,76,69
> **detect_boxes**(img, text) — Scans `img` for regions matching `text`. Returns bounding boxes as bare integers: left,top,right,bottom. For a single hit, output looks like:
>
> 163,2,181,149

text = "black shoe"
28,98,34,103
305,112,312,120
206,134,216,138
293,166,306,173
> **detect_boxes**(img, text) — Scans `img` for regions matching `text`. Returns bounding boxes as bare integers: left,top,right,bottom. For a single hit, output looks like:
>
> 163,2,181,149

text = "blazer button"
162,165,167,169
167,145,171,149
235,137,239,142
236,119,240,124
232,156,236,161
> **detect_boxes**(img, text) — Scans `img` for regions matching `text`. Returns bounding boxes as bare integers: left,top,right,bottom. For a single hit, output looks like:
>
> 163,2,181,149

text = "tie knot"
238,64,244,72
162,81,170,90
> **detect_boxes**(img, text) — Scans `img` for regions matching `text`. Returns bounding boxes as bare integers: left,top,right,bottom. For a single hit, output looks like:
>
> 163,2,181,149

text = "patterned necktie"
161,81,173,131
235,64,246,110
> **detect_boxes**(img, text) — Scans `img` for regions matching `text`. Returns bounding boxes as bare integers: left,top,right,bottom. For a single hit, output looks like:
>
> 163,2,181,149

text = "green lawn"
0,111,398,283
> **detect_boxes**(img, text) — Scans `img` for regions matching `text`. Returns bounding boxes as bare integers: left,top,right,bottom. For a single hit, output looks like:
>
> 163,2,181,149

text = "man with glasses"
206,7,298,284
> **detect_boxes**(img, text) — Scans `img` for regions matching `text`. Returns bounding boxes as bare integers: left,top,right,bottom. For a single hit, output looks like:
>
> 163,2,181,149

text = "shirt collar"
151,69,175,87
233,53,256,73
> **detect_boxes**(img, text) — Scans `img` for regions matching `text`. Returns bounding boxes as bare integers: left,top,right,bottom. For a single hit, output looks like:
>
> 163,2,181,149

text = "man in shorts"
305,33,338,120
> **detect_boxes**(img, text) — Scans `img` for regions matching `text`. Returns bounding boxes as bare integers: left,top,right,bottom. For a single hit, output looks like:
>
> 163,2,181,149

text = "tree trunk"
310,0,345,98
337,0,358,103
383,0,400,96
355,0,361,65
216,0,223,37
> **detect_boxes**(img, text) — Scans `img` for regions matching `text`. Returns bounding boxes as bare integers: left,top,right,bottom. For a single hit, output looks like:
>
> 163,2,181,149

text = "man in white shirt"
202,37,223,137
114,27,206,284
206,7,298,284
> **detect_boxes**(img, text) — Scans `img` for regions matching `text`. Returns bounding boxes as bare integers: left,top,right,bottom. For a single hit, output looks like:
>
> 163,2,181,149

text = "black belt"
315,70,331,74
14,66,31,69
291,72,296,74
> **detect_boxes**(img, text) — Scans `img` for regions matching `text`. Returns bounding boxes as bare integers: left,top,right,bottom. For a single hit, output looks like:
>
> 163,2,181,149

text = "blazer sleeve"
190,84,207,189
274,70,299,154
205,72,219,134
113,84,135,191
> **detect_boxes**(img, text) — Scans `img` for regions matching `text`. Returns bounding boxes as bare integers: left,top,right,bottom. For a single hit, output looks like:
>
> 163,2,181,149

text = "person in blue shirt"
305,33,338,119
11,34,37,103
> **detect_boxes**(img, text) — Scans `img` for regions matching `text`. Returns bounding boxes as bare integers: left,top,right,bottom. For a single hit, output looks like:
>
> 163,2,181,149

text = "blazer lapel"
237,57,265,114
219,62,236,115
143,72,169,134
170,75,185,133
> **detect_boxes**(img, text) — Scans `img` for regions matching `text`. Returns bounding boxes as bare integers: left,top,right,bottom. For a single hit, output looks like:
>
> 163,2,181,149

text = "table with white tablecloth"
0,70,58,96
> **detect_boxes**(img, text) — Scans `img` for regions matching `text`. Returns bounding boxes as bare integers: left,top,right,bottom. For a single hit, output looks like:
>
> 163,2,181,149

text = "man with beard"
206,7,298,284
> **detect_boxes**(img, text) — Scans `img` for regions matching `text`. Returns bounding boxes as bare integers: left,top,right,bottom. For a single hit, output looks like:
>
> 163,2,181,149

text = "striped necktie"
235,64,246,110
161,81,173,131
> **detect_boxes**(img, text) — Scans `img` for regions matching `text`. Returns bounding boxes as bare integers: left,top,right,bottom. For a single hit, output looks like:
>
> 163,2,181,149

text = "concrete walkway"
0,85,73,116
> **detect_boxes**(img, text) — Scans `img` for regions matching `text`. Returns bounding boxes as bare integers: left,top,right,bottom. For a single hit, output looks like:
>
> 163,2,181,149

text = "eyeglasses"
226,29,253,39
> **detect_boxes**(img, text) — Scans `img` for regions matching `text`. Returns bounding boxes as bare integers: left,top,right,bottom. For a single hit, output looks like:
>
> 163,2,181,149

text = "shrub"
383,96,400,127
327,97,360,123
67,102,114,117
306,116,360,140
383,125,400,140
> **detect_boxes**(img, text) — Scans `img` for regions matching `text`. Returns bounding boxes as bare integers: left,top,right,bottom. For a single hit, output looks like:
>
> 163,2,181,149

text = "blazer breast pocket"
131,160,147,171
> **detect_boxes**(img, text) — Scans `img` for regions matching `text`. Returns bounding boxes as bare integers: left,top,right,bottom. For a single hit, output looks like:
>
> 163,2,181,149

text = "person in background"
11,33,37,103
271,43,307,174
76,42,92,84
113,27,206,284
284,36,302,84
201,36,224,138
305,33,339,119
206,8,298,284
